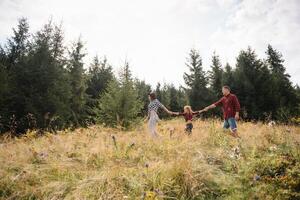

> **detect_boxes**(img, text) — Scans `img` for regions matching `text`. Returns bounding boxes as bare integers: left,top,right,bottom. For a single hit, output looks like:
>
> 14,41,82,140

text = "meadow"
0,119,299,200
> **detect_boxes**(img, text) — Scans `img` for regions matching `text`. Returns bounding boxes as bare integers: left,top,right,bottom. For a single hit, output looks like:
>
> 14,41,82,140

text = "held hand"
167,111,174,115
235,113,240,120
170,111,179,115
198,109,206,113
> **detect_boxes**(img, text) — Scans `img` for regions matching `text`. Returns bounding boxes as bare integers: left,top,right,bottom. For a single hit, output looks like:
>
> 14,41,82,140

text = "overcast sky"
1,0,299,87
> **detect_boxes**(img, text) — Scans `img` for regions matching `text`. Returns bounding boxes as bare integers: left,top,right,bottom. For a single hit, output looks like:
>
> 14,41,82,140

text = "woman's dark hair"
149,92,156,100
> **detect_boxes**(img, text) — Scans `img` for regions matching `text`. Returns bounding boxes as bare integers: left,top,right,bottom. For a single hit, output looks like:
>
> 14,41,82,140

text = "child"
176,106,203,134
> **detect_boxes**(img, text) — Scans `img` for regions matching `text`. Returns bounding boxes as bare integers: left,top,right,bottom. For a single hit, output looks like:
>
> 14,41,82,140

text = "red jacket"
214,93,240,120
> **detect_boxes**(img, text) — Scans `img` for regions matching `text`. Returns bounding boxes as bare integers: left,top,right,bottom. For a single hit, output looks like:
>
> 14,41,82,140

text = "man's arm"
203,104,216,111
203,98,223,111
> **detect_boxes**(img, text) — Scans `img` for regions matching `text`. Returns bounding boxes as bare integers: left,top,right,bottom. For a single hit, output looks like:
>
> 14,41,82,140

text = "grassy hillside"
0,119,299,200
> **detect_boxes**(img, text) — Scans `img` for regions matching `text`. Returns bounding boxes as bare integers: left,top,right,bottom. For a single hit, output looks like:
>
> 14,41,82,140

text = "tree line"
0,18,299,134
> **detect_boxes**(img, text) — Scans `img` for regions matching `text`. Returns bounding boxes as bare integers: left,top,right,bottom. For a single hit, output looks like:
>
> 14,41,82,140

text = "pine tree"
266,44,299,120
45,23,72,130
295,85,300,116
68,37,88,127
156,83,171,118
155,82,162,100
0,53,9,132
0,45,8,94
98,79,121,127
99,62,142,129
85,56,114,123
183,49,211,109
160,83,171,108
209,52,223,98
234,47,274,120
234,47,258,119
6,17,29,68
3,20,73,133
169,84,180,112
177,86,189,111
51,23,65,61
3,18,30,131
27,21,71,130
86,56,114,99
134,79,152,116
222,63,234,87
3,18,32,132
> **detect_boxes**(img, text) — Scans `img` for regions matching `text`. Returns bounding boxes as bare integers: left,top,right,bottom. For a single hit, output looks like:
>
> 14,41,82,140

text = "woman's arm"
144,112,150,122
157,100,175,115
161,105,175,115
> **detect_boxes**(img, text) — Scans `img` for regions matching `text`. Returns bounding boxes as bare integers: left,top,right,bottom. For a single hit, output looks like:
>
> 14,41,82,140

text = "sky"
0,0,300,87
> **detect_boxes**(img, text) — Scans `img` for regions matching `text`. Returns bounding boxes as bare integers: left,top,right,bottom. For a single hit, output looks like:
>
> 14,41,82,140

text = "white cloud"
0,0,299,86
209,0,300,85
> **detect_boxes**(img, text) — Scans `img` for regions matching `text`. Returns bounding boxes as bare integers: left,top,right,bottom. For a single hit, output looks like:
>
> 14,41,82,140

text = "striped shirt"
148,99,164,113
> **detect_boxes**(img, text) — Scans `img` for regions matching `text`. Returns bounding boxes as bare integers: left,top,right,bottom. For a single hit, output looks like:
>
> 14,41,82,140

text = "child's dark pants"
185,123,193,134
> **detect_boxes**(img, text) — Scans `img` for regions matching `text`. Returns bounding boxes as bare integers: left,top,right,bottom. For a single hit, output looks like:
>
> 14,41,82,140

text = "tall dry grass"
0,119,299,199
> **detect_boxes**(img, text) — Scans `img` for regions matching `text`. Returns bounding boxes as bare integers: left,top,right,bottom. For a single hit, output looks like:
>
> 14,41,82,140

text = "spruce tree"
6,17,29,68
157,83,171,118
222,63,234,87
160,83,171,108
25,21,71,131
266,44,299,120
177,86,189,111
169,84,180,112
155,82,162,100
209,52,223,99
4,18,30,130
68,37,88,127
86,56,114,123
183,49,211,109
99,62,142,129
234,47,274,120
234,47,259,119
0,56,9,132
4,18,32,132
86,56,114,99
134,79,152,116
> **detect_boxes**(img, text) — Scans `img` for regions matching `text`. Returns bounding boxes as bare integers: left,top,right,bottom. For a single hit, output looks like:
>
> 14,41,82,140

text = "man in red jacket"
203,86,241,138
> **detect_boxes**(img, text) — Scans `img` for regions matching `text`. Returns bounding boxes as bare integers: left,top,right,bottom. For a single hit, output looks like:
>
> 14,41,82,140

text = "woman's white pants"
148,111,159,137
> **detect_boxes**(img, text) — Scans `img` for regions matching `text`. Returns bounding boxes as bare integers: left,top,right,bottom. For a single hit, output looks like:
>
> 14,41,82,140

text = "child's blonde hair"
183,105,193,114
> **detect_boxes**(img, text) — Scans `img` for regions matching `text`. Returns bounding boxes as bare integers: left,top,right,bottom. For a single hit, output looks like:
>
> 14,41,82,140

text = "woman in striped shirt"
147,92,175,137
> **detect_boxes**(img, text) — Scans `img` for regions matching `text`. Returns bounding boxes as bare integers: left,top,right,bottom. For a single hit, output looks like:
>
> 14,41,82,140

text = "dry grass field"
0,119,299,199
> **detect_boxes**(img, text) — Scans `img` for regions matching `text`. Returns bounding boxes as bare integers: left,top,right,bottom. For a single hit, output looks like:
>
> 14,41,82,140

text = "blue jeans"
223,118,237,131
185,123,193,134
